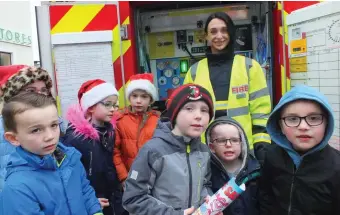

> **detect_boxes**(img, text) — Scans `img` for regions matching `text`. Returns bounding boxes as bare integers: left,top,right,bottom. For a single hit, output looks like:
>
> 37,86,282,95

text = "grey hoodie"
206,116,260,183
206,116,260,215
122,120,211,215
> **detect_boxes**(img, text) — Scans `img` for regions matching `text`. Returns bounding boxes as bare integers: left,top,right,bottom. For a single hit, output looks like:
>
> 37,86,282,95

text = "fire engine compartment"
36,1,275,117
132,1,274,109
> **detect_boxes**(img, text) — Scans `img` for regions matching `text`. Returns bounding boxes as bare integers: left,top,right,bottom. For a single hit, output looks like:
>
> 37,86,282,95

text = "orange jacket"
113,107,160,181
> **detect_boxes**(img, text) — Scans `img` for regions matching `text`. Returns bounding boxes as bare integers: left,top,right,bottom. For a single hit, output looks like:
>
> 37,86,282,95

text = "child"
259,85,340,214
0,92,103,214
113,73,160,184
122,84,215,215
206,116,260,215
0,65,58,192
63,79,120,215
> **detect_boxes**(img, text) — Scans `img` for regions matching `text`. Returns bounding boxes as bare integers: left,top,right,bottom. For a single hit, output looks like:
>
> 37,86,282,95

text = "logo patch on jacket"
130,170,139,180
232,85,248,94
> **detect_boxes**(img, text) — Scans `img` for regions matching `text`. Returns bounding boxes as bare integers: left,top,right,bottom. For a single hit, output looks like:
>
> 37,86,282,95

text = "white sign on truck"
287,1,340,148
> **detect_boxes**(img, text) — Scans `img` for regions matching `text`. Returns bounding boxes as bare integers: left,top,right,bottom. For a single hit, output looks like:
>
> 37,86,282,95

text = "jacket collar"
153,120,202,152
6,143,80,180
66,103,114,140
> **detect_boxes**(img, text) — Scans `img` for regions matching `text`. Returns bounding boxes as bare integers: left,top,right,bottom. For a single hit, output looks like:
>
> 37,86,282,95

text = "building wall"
0,1,33,65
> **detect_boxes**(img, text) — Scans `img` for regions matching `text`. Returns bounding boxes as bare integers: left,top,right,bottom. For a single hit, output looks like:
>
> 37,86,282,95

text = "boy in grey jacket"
123,84,214,215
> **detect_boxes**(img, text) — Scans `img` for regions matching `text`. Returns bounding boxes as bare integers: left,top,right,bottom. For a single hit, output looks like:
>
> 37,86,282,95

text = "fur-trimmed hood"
66,103,116,140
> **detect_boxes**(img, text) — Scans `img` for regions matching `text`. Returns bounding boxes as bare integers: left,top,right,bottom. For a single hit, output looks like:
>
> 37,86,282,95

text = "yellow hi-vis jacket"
184,55,272,150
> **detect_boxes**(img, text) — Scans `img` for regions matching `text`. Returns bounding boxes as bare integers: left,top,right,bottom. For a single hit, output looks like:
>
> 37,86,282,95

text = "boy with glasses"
259,85,340,214
206,116,260,215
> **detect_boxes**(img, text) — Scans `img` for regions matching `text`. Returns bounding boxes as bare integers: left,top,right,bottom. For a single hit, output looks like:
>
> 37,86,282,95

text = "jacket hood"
205,116,249,175
66,103,115,140
267,85,335,167
5,143,79,179
153,120,201,151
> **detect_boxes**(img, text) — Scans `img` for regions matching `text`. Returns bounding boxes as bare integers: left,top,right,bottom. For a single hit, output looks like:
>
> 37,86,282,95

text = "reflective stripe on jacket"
184,55,271,149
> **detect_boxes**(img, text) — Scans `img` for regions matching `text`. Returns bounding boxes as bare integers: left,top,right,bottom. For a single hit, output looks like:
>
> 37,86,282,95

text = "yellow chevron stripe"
287,77,291,91
283,10,289,45
281,65,286,95
112,26,120,62
278,8,289,45
112,17,131,63
118,80,130,108
112,17,132,108
51,4,105,34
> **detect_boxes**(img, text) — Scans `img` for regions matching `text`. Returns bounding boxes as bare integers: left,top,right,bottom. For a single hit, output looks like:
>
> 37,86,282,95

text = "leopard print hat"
0,65,53,102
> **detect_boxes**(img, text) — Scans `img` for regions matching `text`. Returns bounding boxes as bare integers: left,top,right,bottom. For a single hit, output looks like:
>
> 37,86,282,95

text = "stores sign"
0,28,32,47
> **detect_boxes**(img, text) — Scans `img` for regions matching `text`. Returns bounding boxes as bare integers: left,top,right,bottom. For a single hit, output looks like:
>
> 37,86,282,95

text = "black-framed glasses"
281,114,325,127
99,102,119,110
212,137,241,146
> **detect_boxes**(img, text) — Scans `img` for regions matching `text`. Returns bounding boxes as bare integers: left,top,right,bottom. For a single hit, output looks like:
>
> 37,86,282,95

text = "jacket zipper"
89,151,93,176
197,161,201,202
136,114,148,152
287,177,295,215
55,161,72,214
186,144,193,208
288,163,299,215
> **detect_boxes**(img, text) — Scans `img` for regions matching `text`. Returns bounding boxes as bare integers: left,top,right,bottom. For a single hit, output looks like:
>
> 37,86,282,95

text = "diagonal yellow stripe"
51,4,105,34
118,80,130,108
112,17,131,63
281,65,286,95
287,78,291,91
122,16,130,25
112,17,131,108
283,10,289,45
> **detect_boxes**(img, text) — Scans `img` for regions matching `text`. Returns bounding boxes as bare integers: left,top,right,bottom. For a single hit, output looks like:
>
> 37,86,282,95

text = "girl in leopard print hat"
0,65,53,102
0,65,54,193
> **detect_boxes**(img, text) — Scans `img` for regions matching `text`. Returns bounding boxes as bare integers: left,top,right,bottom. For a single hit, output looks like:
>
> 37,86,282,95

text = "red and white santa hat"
78,79,118,112
125,73,158,101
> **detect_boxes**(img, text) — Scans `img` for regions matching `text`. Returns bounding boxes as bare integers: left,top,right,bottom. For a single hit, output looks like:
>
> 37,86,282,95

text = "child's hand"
98,198,109,209
204,195,210,203
184,206,195,215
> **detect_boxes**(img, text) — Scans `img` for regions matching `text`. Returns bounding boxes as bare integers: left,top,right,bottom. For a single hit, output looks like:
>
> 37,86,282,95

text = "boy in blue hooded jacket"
0,92,103,215
259,85,340,215
0,65,66,193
